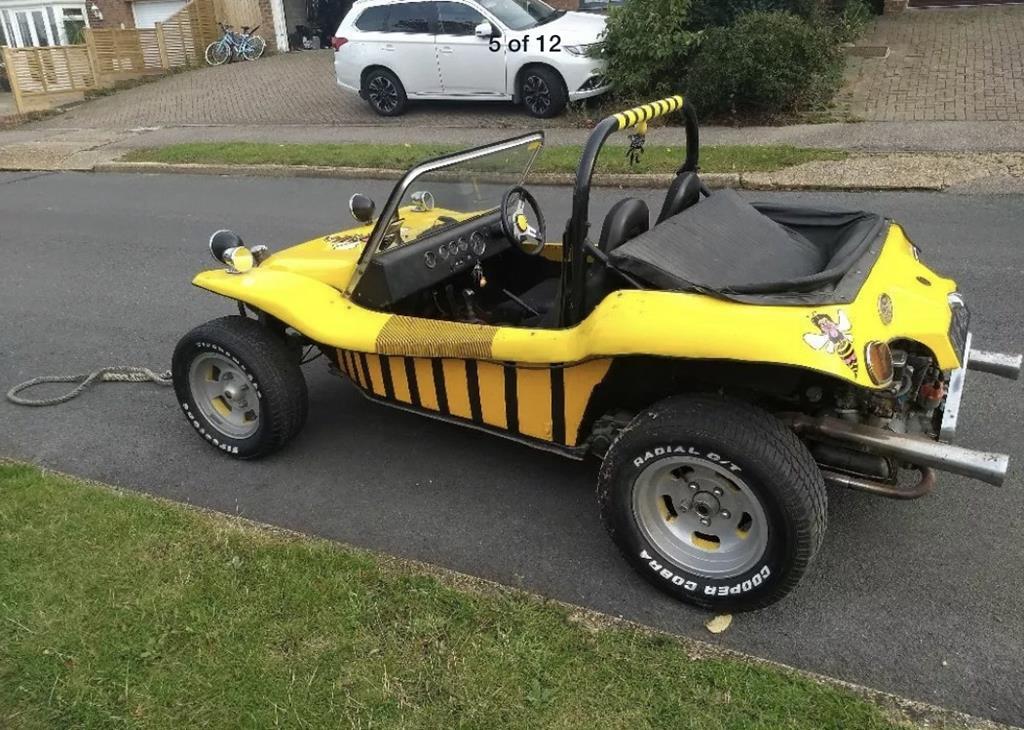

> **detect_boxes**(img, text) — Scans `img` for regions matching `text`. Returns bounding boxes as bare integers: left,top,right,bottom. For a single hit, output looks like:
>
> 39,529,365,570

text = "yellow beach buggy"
173,97,1020,611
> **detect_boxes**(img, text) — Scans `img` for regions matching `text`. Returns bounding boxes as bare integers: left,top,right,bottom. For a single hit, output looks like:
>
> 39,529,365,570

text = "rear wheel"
597,395,826,611
205,40,230,66
520,66,567,118
364,68,407,116
172,316,308,458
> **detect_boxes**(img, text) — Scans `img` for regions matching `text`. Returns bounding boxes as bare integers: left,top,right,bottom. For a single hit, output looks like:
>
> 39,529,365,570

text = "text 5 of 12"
489,35,561,53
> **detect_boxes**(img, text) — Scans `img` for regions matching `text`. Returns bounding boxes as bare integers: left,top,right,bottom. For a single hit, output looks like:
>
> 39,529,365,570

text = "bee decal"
803,310,858,374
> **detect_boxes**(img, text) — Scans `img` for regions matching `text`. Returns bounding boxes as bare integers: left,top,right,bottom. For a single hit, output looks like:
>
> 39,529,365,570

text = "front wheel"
519,66,567,118
241,34,266,59
597,395,827,612
172,316,308,458
205,40,231,66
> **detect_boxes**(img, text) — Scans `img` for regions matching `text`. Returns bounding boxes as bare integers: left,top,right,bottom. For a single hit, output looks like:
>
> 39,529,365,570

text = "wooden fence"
1,45,95,113
215,0,263,31
4,0,218,114
85,0,218,85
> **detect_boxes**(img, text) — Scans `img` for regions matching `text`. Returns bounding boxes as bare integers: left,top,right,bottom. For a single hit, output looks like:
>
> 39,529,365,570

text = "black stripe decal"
380,355,395,400
431,358,449,415
465,359,482,423
346,351,357,380
404,357,421,407
551,366,566,444
358,352,372,392
504,364,518,434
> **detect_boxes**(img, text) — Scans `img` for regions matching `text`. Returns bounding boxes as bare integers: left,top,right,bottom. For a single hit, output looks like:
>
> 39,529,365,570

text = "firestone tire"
597,395,826,612
172,316,308,459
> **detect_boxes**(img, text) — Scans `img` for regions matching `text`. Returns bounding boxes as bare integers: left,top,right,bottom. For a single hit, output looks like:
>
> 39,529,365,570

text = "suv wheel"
364,68,407,116
520,66,567,118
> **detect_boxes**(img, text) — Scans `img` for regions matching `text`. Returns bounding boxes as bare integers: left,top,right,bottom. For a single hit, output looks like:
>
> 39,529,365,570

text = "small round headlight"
865,341,894,386
223,246,254,274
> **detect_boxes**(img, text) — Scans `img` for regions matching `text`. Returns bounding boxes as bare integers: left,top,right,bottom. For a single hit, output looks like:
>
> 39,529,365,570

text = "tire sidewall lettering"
626,445,781,601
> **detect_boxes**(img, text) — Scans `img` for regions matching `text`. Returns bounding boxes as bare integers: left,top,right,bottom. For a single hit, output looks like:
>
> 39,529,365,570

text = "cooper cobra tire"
597,395,826,611
172,316,308,459
363,67,407,117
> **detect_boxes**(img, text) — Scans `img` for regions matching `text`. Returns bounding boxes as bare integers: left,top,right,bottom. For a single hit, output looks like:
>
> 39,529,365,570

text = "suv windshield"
363,134,543,260
478,0,562,30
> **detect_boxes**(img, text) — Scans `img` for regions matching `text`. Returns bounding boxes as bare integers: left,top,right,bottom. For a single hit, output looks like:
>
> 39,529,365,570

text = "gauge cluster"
424,230,490,271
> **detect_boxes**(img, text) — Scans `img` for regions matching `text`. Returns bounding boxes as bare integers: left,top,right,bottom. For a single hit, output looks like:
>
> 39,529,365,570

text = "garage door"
132,0,187,28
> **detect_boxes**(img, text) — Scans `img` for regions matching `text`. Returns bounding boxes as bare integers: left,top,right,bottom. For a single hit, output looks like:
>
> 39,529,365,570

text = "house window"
62,6,86,43
0,4,89,46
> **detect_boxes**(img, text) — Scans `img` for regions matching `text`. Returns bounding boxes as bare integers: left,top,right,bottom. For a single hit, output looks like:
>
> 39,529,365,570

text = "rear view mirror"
474,21,495,38
349,193,375,224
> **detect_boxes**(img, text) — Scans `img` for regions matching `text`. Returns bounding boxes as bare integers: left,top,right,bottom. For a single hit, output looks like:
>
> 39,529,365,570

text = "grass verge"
123,142,847,175
0,461,898,729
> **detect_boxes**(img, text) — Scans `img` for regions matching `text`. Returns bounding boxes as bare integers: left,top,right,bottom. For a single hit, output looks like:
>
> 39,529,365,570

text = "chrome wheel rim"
632,456,769,578
523,75,550,115
368,76,398,113
188,353,259,439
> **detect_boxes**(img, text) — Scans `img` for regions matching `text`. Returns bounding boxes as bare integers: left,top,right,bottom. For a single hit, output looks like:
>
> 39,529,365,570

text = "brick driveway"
35,50,566,130
841,5,1024,121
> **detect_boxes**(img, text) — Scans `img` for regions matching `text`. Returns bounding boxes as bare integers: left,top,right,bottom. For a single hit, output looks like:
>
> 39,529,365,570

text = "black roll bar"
558,96,700,327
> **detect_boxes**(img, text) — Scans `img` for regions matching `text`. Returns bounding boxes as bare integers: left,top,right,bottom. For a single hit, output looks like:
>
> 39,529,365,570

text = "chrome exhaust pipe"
968,349,1022,380
785,414,1009,487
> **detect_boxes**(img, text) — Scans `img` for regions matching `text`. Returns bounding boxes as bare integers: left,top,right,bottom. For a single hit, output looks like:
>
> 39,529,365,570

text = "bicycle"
205,23,266,66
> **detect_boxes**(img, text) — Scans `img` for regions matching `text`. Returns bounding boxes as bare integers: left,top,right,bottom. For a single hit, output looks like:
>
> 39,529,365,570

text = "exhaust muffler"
785,413,1008,487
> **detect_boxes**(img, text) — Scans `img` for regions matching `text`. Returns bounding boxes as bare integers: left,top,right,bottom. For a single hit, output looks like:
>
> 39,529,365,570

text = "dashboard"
353,211,509,309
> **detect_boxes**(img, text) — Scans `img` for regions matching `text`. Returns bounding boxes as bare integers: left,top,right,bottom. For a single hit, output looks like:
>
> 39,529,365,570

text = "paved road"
1,172,1022,725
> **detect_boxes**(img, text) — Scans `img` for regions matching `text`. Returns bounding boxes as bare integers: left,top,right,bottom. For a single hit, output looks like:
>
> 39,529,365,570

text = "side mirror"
209,229,243,263
474,21,495,39
349,193,375,224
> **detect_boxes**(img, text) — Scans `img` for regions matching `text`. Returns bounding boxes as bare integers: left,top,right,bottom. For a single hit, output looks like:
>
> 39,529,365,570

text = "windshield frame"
345,131,545,297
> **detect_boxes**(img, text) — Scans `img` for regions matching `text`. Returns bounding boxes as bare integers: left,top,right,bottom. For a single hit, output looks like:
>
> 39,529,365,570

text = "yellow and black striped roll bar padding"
613,95,685,131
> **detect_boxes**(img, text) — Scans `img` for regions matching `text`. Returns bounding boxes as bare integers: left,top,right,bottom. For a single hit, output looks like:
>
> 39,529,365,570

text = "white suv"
332,0,610,118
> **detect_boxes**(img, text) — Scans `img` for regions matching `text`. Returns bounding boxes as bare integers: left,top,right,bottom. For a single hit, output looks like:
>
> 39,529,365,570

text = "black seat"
585,198,649,313
657,171,701,224
507,198,650,326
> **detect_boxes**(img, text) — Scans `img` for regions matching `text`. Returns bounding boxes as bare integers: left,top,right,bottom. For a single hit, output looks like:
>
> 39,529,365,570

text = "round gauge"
458,237,469,253
438,243,450,260
424,251,436,269
471,232,486,256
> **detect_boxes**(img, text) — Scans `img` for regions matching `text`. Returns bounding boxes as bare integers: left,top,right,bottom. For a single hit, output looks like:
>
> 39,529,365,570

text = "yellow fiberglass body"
194,219,961,390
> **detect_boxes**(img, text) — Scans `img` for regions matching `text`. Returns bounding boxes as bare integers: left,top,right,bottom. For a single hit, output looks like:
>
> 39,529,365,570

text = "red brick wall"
547,0,579,8
91,0,136,29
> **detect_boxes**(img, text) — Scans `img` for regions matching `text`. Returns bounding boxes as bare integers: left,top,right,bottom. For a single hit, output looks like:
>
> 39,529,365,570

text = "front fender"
192,269,388,351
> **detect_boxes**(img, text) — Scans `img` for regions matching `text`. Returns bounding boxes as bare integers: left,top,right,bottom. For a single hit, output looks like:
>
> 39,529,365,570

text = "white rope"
6,367,173,407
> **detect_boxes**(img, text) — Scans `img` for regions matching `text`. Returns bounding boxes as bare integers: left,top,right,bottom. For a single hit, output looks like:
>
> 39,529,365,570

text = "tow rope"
6,367,172,407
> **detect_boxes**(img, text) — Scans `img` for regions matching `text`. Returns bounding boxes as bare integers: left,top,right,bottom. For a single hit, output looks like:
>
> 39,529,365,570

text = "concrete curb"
93,160,943,192
0,453,1017,730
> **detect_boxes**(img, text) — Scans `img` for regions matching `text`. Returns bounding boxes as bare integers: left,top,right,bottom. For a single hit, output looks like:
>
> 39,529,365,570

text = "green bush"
688,0,827,28
601,0,700,99
686,11,843,119
833,0,874,42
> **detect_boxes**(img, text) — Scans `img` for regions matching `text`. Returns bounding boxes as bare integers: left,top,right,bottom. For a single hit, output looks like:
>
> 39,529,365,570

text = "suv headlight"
564,42,601,57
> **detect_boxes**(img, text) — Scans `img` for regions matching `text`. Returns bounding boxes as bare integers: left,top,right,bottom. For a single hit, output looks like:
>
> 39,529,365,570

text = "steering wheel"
500,186,546,256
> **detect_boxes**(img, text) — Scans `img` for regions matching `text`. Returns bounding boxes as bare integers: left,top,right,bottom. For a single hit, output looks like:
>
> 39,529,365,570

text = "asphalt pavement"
1,172,1023,725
